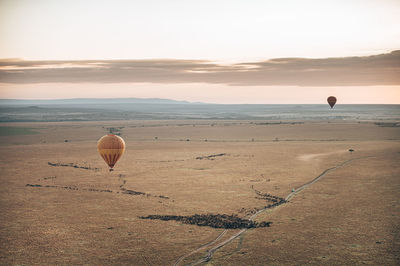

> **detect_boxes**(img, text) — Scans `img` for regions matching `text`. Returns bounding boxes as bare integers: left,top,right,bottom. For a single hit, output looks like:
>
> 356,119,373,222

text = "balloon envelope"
97,134,125,169
327,96,337,108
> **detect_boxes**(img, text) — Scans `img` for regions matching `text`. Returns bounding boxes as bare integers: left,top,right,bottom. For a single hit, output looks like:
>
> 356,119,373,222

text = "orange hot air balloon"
97,134,125,171
327,96,337,108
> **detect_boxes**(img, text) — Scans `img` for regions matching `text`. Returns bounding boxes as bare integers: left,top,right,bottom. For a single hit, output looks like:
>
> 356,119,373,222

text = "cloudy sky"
0,0,399,103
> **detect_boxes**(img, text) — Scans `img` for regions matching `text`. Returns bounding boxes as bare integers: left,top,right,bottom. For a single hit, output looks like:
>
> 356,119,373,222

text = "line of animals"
48,162,100,171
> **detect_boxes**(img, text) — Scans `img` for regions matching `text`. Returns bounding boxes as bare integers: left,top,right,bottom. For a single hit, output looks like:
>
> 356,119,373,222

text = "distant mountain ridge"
0,98,203,105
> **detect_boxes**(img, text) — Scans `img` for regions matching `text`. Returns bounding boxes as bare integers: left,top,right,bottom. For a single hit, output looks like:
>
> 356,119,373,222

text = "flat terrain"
0,120,399,265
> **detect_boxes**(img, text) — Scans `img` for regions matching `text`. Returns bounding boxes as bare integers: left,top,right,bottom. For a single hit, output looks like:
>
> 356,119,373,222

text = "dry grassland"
0,120,399,265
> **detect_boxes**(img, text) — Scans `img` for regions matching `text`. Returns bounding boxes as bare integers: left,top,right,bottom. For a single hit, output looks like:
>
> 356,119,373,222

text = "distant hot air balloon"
97,134,125,171
327,96,337,108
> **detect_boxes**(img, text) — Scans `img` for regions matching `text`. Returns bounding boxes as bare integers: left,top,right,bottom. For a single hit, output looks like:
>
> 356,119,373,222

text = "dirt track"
175,155,373,265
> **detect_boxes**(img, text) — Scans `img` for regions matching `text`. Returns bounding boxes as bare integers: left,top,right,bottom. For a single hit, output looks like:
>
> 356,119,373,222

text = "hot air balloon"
327,96,337,108
97,134,125,171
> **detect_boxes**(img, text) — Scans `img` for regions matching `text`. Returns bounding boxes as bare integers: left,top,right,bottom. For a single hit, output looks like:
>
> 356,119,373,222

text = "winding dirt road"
174,155,372,266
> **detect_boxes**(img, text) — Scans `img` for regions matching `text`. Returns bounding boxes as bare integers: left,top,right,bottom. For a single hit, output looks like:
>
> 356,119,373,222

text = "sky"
0,0,399,103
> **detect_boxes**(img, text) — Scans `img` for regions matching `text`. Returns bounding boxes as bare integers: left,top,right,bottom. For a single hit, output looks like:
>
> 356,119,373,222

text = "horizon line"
0,97,399,105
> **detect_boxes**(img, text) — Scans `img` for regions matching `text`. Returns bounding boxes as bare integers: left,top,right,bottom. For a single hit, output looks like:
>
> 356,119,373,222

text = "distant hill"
0,98,201,105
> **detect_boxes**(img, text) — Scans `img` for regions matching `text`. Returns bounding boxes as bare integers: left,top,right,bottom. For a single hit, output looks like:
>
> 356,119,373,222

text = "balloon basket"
109,168,114,172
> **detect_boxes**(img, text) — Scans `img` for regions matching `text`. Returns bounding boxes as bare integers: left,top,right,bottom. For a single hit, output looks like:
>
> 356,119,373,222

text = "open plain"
0,119,399,265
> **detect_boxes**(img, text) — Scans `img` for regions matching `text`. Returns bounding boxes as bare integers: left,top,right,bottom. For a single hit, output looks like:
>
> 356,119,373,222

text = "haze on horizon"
0,0,399,104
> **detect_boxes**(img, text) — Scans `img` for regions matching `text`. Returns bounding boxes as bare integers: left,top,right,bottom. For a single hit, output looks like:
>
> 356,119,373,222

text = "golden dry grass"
0,120,399,265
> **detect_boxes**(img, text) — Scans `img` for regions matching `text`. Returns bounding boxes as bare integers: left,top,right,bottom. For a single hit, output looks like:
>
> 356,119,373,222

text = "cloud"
0,51,399,86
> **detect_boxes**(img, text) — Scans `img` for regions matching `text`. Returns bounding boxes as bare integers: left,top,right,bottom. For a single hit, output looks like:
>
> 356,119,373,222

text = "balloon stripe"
108,154,113,167
115,153,121,164
111,154,117,164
